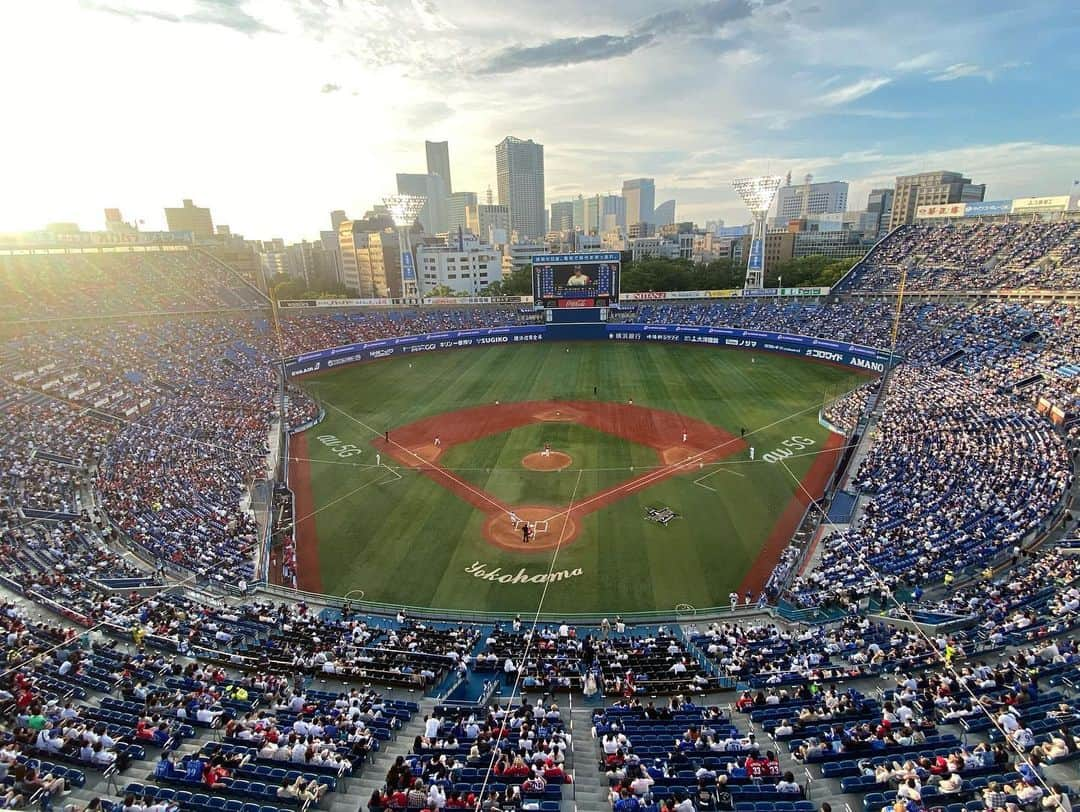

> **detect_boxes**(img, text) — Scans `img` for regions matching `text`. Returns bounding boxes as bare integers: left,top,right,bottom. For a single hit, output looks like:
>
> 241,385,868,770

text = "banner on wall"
1011,196,1070,214
401,251,417,281
916,203,965,219
277,295,533,309
619,287,828,302
284,324,892,376
747,238,764,270
963,200,1013,217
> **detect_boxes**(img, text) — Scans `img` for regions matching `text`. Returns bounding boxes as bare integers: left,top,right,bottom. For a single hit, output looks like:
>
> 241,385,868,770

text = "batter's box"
512,518,549,534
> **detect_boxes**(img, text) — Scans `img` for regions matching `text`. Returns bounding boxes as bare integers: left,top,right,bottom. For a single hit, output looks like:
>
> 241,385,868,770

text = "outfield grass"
296,342,869,615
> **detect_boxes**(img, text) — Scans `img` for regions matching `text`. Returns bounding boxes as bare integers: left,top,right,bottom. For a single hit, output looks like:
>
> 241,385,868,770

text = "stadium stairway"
571,702,608,811
350,696,436,807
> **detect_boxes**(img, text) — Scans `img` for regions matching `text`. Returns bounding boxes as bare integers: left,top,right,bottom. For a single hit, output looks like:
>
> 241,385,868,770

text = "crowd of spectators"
789,365,1072,609
837,219,1080,292
0,249,265,320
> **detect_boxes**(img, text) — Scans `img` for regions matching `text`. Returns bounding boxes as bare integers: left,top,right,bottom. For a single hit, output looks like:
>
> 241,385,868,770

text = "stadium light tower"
732,175,783,290
383,194,426,301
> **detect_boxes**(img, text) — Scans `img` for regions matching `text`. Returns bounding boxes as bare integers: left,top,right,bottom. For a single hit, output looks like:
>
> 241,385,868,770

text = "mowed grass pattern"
437,423,663,506
297,342,869,614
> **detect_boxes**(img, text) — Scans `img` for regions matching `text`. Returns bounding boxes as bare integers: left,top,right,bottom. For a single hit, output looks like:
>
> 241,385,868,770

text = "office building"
501,241,544,275
417,239,502,296
890,171,985,229
653,200,676,227
318,230,342,284
330,210,348,231
733,231,796,268
337,214,397,296
600,194,625,230
446,192,477,232
284,241,315,283
425,140,452,194
622,178,655,227
465,203,511,245
775,180,848,225
164,199,214,239
628,222,655,239
495,136,545,240
793,230,878,260
396,173,448,235
866,188,894,237
550,200,574,232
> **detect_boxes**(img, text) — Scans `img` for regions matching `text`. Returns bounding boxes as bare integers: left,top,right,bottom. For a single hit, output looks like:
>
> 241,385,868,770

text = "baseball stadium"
0,216,1078,812
2,3,1080,810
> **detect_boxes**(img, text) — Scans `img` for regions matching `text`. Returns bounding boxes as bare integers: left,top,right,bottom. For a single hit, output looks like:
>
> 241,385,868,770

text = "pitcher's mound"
522,451,572,471
483,506,579,552
534,406,582,422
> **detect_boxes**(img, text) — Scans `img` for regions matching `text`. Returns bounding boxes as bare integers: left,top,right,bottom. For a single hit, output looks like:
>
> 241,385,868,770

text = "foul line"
319,398,508,516
539,399,826,525
693,467,746,491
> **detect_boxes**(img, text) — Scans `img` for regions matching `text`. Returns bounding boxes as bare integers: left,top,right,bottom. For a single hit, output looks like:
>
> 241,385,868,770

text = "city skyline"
1,0,1077,241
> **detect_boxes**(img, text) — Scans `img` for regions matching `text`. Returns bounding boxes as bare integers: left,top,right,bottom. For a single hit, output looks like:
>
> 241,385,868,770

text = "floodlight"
732,175,783,290
382,195,427,301
732,176,783,215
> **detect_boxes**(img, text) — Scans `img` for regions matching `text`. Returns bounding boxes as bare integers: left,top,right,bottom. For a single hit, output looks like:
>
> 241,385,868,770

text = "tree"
268,274,307,301
765,256,855,288
426,285,458,297
498,267,533,296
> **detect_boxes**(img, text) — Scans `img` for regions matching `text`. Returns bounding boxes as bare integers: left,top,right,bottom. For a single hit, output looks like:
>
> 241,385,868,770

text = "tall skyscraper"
164,199,214,238
330,210,347,230
446,192,477,232
495,136,545,240
395,173,449,235
622,178,656,227
425,141,452,194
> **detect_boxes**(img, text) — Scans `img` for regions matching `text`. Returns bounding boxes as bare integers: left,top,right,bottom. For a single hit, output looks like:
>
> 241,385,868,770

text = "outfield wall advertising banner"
278,295,533,309
1011,196,1070,214
284,323,892,376
619,287,828,302
963,200,1014,217
916,203,965,219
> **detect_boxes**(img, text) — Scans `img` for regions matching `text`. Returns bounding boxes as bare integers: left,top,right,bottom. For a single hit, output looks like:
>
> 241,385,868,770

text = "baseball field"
288,341,871,615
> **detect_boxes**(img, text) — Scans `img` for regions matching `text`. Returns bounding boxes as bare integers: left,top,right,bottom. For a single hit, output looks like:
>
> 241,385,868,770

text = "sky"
1,0,1078,241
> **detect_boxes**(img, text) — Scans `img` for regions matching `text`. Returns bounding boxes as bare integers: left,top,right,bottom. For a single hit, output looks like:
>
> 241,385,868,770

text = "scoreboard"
532,252,621,308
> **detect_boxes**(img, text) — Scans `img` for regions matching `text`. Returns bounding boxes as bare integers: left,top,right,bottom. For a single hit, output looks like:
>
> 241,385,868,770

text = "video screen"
533,260,618,300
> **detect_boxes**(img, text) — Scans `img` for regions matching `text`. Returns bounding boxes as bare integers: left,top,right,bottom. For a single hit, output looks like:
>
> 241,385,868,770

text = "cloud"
816,77,891,106
89,0,277,35
930,60,1026,82
895,51,939,72
409,0,455,32
320,82,341,93
635,0,753,36
476,33,655,75
931,62,993,82
475,0,754,75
